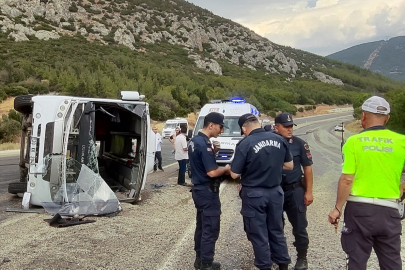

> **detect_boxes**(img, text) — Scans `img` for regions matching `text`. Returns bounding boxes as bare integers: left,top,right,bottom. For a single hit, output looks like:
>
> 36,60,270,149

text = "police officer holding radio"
230,113,293,270
188,112,231,270
274,112,313,270
328,96,405,269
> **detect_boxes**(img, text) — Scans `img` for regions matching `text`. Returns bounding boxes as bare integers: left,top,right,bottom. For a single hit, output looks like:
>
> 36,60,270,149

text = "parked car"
334,124,344,131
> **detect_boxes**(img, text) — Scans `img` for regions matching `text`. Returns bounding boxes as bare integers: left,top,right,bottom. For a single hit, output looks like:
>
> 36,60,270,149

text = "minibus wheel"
14,95,33,114
8,182,27,194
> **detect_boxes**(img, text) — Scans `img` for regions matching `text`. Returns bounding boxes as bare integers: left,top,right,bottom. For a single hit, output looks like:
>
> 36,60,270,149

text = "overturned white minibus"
9,91,155,215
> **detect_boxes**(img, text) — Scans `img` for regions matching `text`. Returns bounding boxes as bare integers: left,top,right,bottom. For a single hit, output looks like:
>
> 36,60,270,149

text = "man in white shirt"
153,127,164,172
175,126,189,185
169,127,180,154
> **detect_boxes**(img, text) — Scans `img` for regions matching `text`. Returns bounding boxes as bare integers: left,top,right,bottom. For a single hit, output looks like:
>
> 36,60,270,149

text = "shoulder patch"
304,143,310,151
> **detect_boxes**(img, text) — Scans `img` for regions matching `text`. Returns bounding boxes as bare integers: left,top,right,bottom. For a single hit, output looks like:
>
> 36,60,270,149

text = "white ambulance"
9,91,155,216
192,98,260,164
162,117,189,138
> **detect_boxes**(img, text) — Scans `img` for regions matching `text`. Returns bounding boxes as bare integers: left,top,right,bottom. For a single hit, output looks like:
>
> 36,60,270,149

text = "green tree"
386,89,405,134
0,115,21,143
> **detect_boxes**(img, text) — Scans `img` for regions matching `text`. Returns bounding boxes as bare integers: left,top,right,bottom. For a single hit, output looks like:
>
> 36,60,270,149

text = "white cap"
361,96,390,115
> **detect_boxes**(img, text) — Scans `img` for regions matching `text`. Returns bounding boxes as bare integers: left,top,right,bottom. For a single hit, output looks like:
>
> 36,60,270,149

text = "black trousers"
177,159,187,184
341,201,402,270
154,151,162,170
240,186,290,269
283,185,309,251
192,185,221,264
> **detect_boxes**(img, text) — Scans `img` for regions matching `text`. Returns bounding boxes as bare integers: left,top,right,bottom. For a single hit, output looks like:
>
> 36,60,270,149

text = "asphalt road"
6,110,401,270
0,111,353,223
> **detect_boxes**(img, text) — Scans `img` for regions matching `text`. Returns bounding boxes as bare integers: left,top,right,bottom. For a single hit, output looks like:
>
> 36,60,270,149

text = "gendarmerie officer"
328,96,405,269
274,112,313,270
230,113,293,270
188,112,230,270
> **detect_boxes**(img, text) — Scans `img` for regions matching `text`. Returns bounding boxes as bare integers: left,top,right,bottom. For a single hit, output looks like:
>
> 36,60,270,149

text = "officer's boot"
294,249,308,270
278,263,289,270
200,262,218,270
194,257,221,270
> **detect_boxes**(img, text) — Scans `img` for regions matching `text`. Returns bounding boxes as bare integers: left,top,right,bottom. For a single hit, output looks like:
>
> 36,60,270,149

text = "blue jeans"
177,159,187,184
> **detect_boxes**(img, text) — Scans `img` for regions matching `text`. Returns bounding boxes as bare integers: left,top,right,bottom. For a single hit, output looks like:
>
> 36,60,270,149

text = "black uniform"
232,128,292,269
188,132,221,265
282,136,313,252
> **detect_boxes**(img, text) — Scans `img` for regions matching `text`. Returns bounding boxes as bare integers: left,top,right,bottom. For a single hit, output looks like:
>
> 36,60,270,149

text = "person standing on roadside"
274,112,313,270
152,127,164,172
188,112,230,270
175,126,189,186
230,113,293,270
169,127,180,154
328,96,405,270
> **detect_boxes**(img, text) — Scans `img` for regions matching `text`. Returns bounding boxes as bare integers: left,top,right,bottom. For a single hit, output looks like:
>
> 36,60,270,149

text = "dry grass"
0,97,15,116
294,104,351,118
0,142,20,151
345,119,363,134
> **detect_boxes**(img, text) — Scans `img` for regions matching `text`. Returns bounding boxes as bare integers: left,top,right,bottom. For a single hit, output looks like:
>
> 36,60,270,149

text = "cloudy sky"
187,0,405,56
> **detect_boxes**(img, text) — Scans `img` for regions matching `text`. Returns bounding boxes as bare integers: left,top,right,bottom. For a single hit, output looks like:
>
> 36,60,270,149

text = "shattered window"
42,158,121,216
41,126,120,216
118,103,146,118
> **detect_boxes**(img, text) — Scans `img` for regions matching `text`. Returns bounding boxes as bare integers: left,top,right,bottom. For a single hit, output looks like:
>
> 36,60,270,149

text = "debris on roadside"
151,183,171,189
44,213,95,228
5,208,44,214
41,162,122,217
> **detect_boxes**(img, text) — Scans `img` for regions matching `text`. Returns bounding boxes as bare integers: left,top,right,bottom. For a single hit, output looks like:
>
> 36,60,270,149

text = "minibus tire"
8,182,27,194
14,95,33,114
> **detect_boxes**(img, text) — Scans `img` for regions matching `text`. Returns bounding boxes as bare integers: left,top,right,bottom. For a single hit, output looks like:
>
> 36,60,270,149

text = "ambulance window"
164,123,177,129
194,117,204,134
220,117,240,137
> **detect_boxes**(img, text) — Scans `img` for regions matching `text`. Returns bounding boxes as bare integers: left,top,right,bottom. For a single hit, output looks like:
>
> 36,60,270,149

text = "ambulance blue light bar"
230,97,245,103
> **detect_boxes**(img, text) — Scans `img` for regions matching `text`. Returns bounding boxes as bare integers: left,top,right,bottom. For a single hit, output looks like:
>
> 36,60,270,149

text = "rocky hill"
0,0,343,85
1,0,405,124
327,36,405,82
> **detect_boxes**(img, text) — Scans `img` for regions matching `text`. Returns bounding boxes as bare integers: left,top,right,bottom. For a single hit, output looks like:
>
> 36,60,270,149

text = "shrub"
298,107,304,112
62,24,76,31
8,109,22,123
33,23,55,32
69,3,78,12
269,111,276,118
0,117,21,143
6,85,29,96
0,88,7,101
